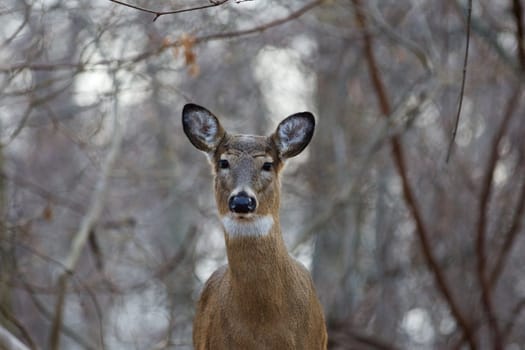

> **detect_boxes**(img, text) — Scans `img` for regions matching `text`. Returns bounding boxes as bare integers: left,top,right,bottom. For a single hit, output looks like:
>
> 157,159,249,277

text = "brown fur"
193,226,327,349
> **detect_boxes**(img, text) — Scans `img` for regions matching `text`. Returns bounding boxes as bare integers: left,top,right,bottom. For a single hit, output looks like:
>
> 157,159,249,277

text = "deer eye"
262,162,273,171
218,159,229,169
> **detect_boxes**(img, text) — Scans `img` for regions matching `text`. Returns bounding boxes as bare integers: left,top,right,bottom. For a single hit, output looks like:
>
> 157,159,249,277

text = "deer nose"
228,191,257,214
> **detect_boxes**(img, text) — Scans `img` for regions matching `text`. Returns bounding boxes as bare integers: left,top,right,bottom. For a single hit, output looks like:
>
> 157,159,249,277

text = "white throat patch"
221,215,274,238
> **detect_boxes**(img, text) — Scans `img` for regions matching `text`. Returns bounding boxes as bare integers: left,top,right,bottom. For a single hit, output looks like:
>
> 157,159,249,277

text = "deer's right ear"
182,104,226,153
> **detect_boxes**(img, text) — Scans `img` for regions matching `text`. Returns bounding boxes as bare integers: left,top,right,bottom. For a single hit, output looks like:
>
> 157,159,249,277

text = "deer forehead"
217,134,276,160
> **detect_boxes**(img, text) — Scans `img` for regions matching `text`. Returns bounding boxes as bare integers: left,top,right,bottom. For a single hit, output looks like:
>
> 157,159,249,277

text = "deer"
182,103,327,349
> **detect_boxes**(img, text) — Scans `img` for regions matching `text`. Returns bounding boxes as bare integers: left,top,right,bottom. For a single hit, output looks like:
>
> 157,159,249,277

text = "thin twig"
446,0,472,162
194,0,324,43
0,171,85,214
108,0,229,21
9,232,113,349
0,62,84,72
3,80,74,146
22,281,97,350
512,0,525,69
328,327,400,350
489,159,525,286
367,2,434,75
122,225,197,291
502,298,525,340
72,275,107,350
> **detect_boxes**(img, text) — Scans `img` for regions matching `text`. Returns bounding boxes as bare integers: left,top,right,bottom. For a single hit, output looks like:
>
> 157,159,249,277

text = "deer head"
182,103,315,238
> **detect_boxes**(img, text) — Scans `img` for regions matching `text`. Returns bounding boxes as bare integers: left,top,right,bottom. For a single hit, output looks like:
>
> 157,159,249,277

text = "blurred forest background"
1,0,525,349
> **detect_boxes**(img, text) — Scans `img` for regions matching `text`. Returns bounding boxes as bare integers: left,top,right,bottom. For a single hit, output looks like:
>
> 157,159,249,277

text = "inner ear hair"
274,112,315,159
182,103,226,153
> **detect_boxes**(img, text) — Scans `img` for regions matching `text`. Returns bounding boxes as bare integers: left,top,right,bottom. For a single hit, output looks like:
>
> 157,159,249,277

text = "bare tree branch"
490,154,525,286
293,79,437,250
193,0,324,43
108,0,230,22
22,281,97,350
329,326,400,350
0,325,31,350
366,2,434,75
502,298,525,340
0,0,324,77
48,84,123,350
0,171,84,214
0,0,324,76
512,0,525,69
0,305,38,350
475,85,521,350
351,1,476,348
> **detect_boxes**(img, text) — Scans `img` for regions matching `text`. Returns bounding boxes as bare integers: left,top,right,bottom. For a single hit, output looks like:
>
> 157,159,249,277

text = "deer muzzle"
228,191,257,214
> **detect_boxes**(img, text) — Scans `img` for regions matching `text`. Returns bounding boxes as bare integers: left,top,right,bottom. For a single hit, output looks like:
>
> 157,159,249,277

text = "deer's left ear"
272,112,315,159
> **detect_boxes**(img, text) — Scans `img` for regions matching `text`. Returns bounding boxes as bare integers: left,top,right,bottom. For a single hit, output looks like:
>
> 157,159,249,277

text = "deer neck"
223,218,295,317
